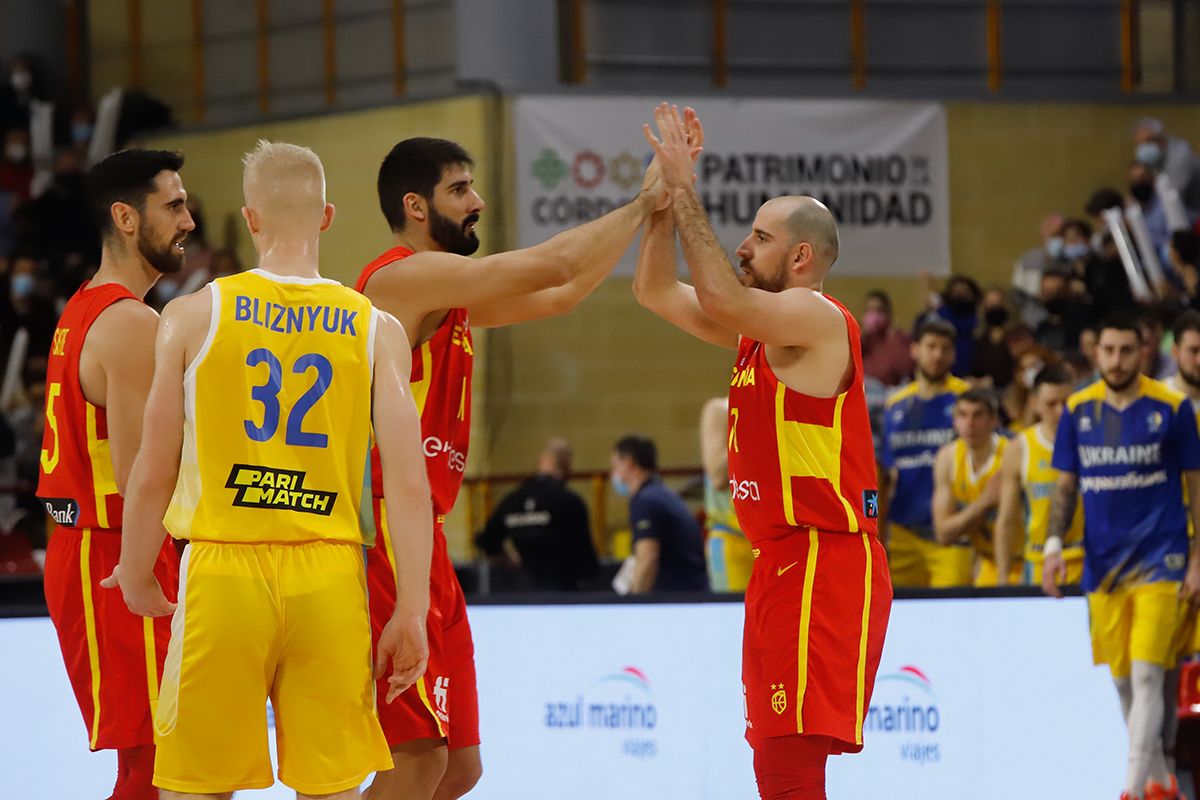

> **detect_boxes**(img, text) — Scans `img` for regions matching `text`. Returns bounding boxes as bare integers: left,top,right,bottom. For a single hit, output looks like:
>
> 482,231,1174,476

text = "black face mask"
984,307,1008,328
1130,182,1155,204
1044,298,1068,316
946,297,976,317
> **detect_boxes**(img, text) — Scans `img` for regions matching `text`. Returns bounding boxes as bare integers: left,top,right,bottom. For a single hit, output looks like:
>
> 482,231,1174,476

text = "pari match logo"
865,665,942,765
544,666,659,759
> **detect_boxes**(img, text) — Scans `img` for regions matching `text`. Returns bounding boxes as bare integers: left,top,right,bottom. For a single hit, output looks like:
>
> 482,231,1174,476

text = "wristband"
1043,536,1063,558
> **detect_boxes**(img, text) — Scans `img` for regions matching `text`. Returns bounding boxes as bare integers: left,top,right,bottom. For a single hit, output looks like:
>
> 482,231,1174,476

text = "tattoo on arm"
1047,478,1078,543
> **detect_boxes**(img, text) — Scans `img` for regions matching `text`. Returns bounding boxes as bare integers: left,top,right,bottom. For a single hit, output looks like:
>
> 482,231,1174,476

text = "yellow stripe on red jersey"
164,270,377,544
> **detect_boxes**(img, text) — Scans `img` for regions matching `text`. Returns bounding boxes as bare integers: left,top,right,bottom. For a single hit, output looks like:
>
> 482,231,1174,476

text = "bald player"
637,104,892,799
105,141,433,799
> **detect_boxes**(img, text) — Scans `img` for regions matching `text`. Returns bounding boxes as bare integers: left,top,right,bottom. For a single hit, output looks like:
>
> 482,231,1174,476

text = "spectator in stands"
0,128,33,202
475,438,598,592
880,319,970,588
1033,267,1087,354
1013,213,1065,326
970,286,1015,388
1133,116,1200,209
861,289,913,387
1129,162,1172,256
1171,231,1200,311
1079,203,1136,321
0,55,39,131
0,253,57,369
919,274,981,377
610,434,708,594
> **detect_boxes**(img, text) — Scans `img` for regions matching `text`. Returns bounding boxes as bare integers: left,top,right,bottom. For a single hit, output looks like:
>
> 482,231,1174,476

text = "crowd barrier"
0,592,1124,798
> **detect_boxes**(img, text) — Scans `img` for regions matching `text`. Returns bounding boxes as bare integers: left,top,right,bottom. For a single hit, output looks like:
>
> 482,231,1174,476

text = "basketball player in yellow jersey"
932,388,1016,586
104,141,434,799
994,364,1085,586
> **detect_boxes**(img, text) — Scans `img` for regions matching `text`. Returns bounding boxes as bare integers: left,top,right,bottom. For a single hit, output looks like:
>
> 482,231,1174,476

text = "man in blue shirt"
880,319,972,587
1045,314,1200,800
610,435,708,593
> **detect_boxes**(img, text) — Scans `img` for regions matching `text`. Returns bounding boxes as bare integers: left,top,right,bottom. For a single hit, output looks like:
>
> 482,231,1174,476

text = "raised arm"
370,311,435,700
103,291,209,616
992,436,1025,586
85,299,159,492
632,209,738,349
643,103,844,348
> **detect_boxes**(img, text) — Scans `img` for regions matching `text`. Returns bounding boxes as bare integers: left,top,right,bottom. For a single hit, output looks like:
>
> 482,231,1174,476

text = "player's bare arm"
371,311,435,700
102,290,210,617
876,466,895,546
630,538,661,594
931,443,995,545
1182,470,1200,604
1041,471,1079,598
700,397,732,486
79,299,160,492
644,103,844,348
992,435,1025,585
632,208,738,349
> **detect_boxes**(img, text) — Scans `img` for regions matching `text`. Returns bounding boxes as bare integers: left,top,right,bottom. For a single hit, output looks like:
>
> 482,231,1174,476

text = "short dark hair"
1033,363,1072,389
1085,187,1124,218
1173,230,1200,268
1173,309,1200,344
944,274,981,302
85,149,185,239
1060,217,1093,240
614,435,657,472
956,388,999,417
1100,312,1144,343
377,137,474,232
864,289,892,313
915,318,956,346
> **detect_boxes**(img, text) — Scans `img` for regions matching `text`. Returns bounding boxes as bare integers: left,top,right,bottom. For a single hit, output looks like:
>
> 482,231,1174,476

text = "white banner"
515,96,950,277
1,597,1125,799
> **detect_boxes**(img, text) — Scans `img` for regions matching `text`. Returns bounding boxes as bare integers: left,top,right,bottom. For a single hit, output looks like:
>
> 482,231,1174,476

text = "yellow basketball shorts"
705,528,754,592
886,524,973,588
973,556,1024,588
1025,551,1085,587
1088,581,1186,680
154,540,393,795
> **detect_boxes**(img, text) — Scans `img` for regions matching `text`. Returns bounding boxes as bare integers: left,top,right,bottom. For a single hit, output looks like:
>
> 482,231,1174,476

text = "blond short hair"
242,139,326,227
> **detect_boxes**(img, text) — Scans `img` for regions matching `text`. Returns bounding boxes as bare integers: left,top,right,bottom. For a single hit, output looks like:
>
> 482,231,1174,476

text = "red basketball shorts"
43,526,179,751
743,528,892,754
366,498,479,750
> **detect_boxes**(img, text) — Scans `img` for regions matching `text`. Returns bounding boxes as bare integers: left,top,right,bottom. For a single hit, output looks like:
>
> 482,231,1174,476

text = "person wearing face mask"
1134,117,1200,211
861,289,913,387
1128,162,1174,258
1081,190,1138,321
1034,267,1088,355
1013,213,1067,326
970,287,1016,388
0,57,37,131
921,274,981,378
0,254,57,368
610,434,708,594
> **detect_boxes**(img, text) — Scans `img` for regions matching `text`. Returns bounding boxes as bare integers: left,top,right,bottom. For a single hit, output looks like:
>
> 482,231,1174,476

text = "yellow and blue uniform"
947,436,1021,586
881,376,971,587
1053,376,1200,678
155,270,392,795
703,477,754,592
1020,425,1085,586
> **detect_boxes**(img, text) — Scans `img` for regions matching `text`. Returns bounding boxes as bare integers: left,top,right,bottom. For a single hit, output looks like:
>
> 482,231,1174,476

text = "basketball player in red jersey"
636,104,893,799
36,149,194,800
357,138,678,800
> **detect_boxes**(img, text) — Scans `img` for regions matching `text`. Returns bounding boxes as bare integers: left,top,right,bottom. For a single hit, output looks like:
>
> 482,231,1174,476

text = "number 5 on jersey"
244,348,333,448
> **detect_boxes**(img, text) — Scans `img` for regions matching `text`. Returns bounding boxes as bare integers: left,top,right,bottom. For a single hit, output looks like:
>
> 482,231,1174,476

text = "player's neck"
254,235,322,279
1175,374,1200,402
915,373,948,396
90,244,160,300
1036,420,1055,442
967,436,995,466
1104,381,1140,409
393,229,441,254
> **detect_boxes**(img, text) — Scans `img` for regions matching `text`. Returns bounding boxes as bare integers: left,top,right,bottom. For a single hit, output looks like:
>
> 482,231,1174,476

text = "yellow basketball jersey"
950,435,1006,558
164,270,377,544
1020,425,1084,563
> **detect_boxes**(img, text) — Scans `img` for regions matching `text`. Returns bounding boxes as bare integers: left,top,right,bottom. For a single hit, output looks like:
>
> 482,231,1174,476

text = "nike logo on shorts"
777,561,798,577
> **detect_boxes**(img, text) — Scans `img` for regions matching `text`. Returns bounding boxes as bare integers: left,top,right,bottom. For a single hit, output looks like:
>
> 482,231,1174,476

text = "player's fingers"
373,647,390,680
99,571,119,589
151,600,178,618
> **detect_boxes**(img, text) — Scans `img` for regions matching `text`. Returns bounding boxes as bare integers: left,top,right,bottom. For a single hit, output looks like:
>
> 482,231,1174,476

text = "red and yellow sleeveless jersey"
163,270,378,544
726,294,879,545
36,282,139,530
356,247,474,516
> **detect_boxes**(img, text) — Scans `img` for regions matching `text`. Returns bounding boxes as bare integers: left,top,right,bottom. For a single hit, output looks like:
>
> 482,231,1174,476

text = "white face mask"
1022,363,1044,388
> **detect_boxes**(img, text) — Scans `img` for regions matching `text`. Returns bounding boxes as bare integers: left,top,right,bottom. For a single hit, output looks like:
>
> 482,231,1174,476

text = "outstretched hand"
100,564,177,618
642,104,705,204
376,611,429,703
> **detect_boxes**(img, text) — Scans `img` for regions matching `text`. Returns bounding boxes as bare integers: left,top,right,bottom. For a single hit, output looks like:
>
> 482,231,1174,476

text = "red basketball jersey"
726,295,879,544
36,282,140,530
356,247,474,515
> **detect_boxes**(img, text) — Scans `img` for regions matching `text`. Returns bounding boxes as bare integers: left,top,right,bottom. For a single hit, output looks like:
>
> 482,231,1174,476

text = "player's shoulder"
1066,379,1106,412
884,381,920,408
1138,375,1187,412
944,376,971,396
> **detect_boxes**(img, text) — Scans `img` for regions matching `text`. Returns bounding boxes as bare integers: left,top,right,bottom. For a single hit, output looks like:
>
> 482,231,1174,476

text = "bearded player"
636,104,892,798
356,137,678,800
